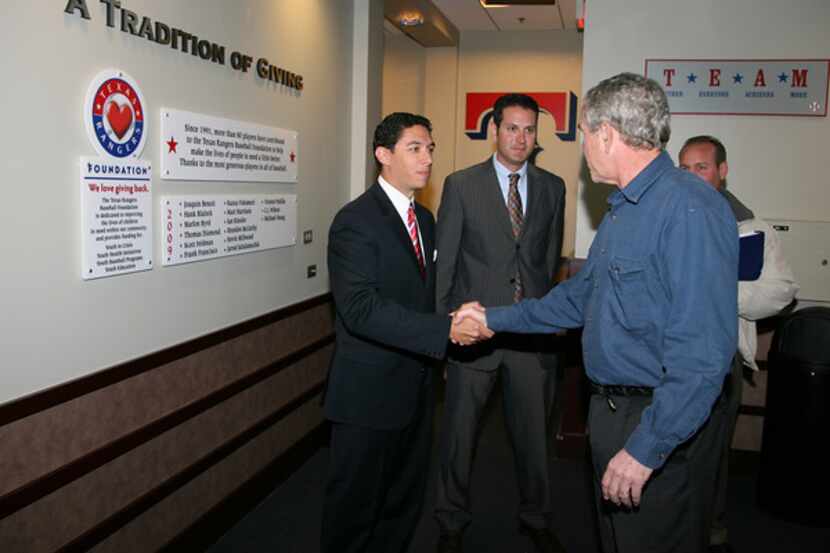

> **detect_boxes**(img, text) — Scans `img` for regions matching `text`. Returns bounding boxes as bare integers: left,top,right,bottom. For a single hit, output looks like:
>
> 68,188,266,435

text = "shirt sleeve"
624,202,738,469
486,260,591,333
737,218,799,321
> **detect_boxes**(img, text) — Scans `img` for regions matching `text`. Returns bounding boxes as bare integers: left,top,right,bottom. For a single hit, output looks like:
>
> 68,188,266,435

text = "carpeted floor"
208,390,830,553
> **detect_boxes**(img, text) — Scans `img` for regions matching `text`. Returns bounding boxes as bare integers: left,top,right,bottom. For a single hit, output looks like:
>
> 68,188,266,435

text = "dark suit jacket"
326,183,451,430
436,158,565,371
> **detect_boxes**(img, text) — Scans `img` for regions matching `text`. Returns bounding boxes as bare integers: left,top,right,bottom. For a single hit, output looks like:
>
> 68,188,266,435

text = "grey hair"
582,72,670,150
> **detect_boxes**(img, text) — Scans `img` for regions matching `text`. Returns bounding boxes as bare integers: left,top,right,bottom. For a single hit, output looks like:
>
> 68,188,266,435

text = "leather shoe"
708,544,735,553
436,531,463,553
519,525,566,553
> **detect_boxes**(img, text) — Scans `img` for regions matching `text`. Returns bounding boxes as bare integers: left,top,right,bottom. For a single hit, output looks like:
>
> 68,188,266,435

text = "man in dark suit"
322,112,491,553
433,94,567,553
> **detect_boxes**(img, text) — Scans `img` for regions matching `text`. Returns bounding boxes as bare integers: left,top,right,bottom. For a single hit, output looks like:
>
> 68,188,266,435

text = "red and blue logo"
84,70,147,159
465,92,578,142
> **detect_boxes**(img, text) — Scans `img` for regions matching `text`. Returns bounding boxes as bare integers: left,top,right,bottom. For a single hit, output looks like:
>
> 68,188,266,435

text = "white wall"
0,1,362,402
577,0,830,256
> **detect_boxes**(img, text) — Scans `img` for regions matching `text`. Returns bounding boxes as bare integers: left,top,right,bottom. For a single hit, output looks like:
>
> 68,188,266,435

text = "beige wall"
454,30,583,257
382,30,583,256
382,34,427,116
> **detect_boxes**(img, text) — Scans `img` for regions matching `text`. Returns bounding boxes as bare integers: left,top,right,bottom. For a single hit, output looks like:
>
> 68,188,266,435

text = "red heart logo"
106,102,133,139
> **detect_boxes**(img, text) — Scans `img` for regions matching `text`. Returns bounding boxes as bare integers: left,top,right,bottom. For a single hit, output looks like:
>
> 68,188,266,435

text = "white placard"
160,108,298,182
81,157,153,279
645,59,829,116
161,194,297,266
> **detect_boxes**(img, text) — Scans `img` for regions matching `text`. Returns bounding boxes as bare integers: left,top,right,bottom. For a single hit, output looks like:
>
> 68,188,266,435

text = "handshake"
449,302,493,346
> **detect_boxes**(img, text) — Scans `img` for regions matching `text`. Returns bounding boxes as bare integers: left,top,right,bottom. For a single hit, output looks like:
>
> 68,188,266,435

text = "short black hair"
492,94,539,128
373,112,432,152
680,135,727,165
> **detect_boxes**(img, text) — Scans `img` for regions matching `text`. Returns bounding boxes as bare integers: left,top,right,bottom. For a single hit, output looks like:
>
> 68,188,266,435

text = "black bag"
758,307,830,527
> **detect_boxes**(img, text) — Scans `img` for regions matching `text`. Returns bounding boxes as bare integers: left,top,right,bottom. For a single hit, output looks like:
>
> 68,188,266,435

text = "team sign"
645,59,829,116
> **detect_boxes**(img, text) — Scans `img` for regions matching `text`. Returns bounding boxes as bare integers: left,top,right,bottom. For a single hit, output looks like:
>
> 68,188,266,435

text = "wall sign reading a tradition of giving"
645,59,829,116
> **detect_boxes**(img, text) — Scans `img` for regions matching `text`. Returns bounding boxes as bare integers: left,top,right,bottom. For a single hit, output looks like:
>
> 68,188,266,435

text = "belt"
589,381,653,412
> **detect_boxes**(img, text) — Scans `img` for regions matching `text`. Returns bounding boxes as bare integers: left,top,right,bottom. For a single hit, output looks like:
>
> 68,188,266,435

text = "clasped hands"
449,301,493,346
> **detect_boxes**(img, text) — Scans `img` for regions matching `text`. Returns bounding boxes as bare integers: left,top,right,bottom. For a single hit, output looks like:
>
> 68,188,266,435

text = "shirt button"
600,248,606,254
612,214,617,221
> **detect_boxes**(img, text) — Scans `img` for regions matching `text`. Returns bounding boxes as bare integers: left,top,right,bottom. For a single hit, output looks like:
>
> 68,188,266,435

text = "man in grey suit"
433,94,566,553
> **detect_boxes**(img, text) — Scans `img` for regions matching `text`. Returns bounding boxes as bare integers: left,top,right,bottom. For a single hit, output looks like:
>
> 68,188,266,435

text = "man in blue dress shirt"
454,73,738,553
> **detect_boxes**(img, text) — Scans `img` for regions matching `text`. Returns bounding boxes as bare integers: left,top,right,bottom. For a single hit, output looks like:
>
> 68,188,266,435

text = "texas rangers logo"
84,69,147,158
465,92,578,142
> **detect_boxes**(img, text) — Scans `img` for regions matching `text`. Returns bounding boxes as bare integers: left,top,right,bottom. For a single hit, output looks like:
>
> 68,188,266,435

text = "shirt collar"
492,153,527,181
378,175,414,219
609,150,673,206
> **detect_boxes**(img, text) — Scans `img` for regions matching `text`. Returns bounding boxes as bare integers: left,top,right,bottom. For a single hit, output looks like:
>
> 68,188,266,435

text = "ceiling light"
480,0,556,7
399,12,424,27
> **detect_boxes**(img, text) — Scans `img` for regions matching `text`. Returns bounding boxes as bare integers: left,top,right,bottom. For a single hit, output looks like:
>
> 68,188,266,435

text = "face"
376,125,434,196
495,106,538,171
679,142,727,190
579,119,614,185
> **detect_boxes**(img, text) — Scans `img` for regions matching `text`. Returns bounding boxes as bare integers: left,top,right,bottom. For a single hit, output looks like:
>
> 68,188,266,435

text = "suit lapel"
520,165,542,240
370,183,426,280
416,204,433,280
482,161,516,240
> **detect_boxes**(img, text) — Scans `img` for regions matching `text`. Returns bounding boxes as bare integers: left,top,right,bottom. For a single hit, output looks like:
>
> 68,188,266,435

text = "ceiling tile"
487,5,562,30
432,0,497,31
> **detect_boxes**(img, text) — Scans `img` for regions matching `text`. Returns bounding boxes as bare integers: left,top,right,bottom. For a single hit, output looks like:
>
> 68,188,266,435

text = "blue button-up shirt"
488,151,738,468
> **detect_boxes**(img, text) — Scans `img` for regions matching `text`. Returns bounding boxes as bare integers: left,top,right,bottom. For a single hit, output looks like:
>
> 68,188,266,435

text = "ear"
599,123,613,153
718,160,729,181
375,146,391,168
488,118,497,143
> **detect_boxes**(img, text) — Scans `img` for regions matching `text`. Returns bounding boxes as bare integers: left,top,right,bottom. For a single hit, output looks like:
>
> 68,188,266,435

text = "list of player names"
162,194,297,266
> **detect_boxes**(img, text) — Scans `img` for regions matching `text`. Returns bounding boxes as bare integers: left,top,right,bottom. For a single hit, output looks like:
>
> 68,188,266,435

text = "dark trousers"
710,357,743,545
588,391,727,553
435,350,555,532
321,380,432,553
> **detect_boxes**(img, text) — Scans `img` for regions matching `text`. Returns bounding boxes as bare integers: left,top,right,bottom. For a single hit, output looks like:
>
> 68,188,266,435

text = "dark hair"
492,94,539,128
373,112,432,152
680,135,727,165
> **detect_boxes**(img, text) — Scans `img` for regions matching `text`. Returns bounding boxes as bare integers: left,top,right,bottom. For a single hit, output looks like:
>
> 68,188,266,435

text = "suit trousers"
588,391,727,553
435,349,554,532
321,377,432,553
709,356,743,545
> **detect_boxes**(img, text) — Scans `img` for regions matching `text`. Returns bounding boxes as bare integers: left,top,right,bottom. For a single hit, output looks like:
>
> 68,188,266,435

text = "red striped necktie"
407,203,425,277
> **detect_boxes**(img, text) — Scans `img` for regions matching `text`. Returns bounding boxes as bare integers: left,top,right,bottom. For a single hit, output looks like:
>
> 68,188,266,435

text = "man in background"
679,135,798,553
433,93,566,553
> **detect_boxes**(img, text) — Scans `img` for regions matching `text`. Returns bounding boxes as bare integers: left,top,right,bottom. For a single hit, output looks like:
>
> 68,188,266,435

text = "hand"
601,449,654,508
449,313,493,346
452,301,487,328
